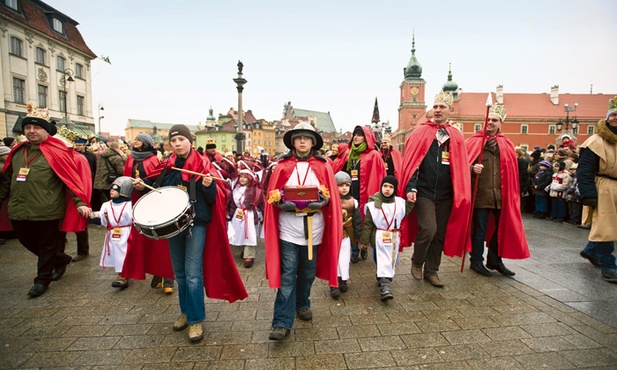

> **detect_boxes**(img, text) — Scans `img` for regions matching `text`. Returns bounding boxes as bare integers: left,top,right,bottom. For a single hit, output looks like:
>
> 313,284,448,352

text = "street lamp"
556,103,579,132
60,69,74,124
233,60,247,155
98,104,104,137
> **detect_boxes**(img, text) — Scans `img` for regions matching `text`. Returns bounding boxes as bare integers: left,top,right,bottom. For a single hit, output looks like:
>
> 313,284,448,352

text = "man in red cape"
0,108,91,297
380,134,403,180
466,104,530,277
332,126,385,218
264,122,342,341
136,144,248,304
399,91,471,287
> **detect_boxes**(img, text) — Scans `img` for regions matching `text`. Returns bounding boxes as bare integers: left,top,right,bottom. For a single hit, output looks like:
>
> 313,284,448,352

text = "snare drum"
133,186,194,240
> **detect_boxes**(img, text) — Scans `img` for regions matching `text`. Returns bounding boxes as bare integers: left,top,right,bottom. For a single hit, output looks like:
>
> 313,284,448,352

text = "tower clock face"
410,86,419,96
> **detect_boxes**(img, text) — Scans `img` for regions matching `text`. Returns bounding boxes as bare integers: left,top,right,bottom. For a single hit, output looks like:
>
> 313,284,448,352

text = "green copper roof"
290,108,337,133
404,33,423,81
442,63,459,98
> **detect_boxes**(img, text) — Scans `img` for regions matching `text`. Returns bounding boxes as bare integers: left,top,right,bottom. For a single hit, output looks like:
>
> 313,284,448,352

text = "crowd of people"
0,94,615,343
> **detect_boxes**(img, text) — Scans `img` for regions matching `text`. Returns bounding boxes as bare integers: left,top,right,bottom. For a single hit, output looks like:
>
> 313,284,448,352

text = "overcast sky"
47,0,616,135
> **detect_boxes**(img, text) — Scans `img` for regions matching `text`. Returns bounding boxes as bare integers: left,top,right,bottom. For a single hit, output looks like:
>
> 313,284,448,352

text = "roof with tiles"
290,108,337,133
1,0,96,59
454,92,614,120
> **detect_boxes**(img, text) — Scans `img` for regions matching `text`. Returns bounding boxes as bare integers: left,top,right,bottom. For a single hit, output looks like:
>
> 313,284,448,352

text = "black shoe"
580,251,599,267
486,262,515,277
360,248,368,260
150,276,163,289
577,224,591,229
330,287,341,299
27,283,48,298
269,326,290,341
72,254,88,262
470,262,492,277
296,307,312,321
51,265,67,281
601,270,617,283
350,254,359,264
339,279,348,293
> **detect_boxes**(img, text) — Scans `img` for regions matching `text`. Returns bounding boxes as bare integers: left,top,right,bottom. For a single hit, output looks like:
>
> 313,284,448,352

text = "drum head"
133,187,190,226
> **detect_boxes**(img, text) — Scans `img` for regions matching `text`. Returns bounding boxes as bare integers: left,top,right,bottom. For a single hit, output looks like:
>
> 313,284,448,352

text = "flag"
371,97,380,124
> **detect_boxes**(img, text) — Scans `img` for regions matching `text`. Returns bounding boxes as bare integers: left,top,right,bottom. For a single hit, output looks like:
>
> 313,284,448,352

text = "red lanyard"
110,201,128,225
295,161,310,186
23,147,40,168
380,201,397,230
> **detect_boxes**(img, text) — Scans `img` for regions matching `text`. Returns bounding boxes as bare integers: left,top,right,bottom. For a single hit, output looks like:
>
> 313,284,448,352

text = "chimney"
550,85,559,105
495,85,504,104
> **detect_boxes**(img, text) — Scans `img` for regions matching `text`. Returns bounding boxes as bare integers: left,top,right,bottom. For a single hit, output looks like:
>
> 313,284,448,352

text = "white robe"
99,200,133,272
228,186,258,246
337,199,357,281
365,197,407,279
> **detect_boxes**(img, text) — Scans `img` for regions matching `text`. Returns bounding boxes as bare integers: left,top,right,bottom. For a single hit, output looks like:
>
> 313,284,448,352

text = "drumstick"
130,177,161,193
171,167,225,182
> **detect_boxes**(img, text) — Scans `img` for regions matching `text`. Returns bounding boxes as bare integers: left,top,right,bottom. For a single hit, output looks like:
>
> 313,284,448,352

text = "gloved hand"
277,201,297,212
581,197,598,209
307,195,328,210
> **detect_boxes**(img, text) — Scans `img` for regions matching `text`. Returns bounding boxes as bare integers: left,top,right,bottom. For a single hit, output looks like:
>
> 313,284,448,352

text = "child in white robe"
359,176,413,301
91,176,134,288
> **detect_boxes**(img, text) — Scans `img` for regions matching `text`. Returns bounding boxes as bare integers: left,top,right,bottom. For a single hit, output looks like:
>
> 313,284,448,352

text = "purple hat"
539,160,551,168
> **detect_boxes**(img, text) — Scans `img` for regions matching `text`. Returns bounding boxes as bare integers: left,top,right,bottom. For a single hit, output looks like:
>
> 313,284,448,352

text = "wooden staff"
307,214,314,260
130,177,161,193
171,167,225,182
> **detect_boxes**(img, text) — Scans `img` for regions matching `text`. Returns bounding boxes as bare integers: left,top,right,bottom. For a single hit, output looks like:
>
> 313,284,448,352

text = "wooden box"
283,185,319,202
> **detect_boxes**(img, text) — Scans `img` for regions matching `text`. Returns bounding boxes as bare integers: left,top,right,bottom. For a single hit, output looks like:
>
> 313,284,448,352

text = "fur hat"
205,138,216,149
168,124,193,144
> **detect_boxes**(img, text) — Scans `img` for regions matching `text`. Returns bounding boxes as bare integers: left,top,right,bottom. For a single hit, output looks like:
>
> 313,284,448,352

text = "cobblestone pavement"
0,215,616,369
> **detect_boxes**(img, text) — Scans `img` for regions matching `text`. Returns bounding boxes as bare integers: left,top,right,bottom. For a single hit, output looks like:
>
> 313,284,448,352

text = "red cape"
60,152,92,232
121,154,174,281
129,149,247,303
332,126,386,218
466,131,530,259
383,147,404,181
398,121,471,257
264,154,342,288
3,137,90,227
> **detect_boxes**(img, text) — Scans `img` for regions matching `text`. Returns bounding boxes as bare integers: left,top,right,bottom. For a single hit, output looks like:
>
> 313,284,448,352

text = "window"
221,136,226,142
588,125,594,135
57,56,65,71
10,36,23,57
548,125,556,135
474,124,481,132
38,85,48,108
77,95,84,115
52,18,63,34
35,47,46,65
4,0,18,11
59,90,67,113
75,63,83,78
13,78,25,104
521,124,528,134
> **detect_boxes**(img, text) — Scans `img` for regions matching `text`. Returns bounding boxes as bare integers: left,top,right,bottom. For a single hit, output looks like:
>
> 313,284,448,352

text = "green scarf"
346,141,367,171
369,191,394,209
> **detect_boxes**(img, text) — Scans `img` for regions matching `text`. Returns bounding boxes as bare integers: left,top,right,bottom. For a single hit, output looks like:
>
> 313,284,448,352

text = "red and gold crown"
25,103,51,122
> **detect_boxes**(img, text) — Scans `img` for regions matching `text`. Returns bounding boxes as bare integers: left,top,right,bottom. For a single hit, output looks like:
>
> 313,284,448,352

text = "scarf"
346,141,367,171
131,148,156,161
368,190,394,209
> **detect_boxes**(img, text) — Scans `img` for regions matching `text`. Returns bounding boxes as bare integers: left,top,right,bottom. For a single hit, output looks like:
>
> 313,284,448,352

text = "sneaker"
188,323,203,342
330,287,341,299
379,280,393,301
244,258,254,268
296,307,313,321
164,287,174,294
601,270,617,284
150,276,163,289
339,279,348,293
269,326,290,341
580,251,599,267
424,274,444,287
173,314,188,331
411,263,423,280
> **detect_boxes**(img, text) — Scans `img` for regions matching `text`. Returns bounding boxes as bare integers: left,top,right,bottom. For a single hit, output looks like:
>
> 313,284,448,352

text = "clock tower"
398,33,427,132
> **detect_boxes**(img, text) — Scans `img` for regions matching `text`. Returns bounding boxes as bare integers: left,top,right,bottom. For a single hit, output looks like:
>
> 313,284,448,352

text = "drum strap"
189,177,196,204
154,166,167,188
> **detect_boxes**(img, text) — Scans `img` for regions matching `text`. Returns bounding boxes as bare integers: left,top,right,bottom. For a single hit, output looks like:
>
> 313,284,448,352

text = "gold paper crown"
488,104,507,121
381,134,391,142
25,103,51,122
434,91,454,107
58,125,80,143
206,137,215,144
608,96,617,112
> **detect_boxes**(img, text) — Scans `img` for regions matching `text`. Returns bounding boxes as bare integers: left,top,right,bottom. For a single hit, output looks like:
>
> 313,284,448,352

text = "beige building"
0,0,97,139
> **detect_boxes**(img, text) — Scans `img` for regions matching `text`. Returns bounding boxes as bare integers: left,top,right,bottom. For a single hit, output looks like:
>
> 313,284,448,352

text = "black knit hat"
168,124,193,144
381,175,398,195
2,137,15,147
22,117,53,135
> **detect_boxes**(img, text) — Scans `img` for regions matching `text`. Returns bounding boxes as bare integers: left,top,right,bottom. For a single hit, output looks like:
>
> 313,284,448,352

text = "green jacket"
359,192,413,247
0,144,85,220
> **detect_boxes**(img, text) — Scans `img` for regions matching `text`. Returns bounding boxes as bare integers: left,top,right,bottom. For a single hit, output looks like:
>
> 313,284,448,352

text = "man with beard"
380,134,403,179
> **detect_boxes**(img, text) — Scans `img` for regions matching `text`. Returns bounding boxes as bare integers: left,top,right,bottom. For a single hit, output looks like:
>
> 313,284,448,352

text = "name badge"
112,227,123,239
384,162,389,170
382,231,392,244
441,151,450,165
351,169,359,180
16,167,30,182
235,209,244,219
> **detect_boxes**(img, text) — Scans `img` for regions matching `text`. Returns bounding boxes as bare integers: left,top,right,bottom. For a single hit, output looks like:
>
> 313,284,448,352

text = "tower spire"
404,30,423,80
371,97,380,124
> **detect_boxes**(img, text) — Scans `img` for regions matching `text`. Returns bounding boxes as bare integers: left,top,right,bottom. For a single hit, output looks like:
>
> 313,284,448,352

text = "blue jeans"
272,240,318,330
583,241,616,272
551,197,566,219
471,208,501,265
168,225,206,324
535,195,547,213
